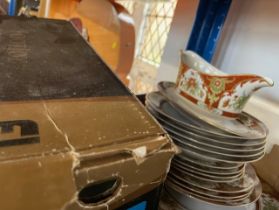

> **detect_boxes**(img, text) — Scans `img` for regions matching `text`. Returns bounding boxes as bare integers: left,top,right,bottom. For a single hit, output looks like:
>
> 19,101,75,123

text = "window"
137,0,177,66
116,0,135,14
116,0,178,93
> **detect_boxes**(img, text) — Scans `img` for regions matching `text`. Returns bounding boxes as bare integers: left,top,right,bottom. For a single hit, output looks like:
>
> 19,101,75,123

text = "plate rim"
158,82,268,139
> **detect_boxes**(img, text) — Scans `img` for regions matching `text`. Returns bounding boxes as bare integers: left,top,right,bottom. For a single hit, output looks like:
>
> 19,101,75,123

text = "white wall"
213,0,279,102
213,0,279,151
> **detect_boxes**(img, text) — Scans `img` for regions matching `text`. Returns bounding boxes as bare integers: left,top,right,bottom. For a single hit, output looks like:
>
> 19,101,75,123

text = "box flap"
0,16,128,101
0,96,168,161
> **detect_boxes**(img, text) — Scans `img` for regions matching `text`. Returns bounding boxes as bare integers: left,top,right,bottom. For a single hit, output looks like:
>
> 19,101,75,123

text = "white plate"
158,82,268,139
166,176,252,202
171,161,244,181
146,92,266,144
169,168,254,195
152,108,266,150
178,139,265,163
165,182,260,210
170,164,243,183
166,127,265,155
176,149,243,169
147,103,266,148
173,157,245,176
146,92,232,135
168,164,257,194
165,164,261,209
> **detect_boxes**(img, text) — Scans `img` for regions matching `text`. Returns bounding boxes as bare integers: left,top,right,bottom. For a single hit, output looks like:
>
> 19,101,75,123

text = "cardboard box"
253,145,279,196
0,16,176,210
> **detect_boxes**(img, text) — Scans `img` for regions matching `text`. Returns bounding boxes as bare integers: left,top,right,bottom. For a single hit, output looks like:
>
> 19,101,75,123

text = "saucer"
165,177,261,210
178,140,265,163
169,166,255,194
166,164,260,199
173,156,245,175
146,92,229,135
147,104,266,148
166,175,252,201
172,161,244,181
167,128,265,156
176,149,243,169
146,91,266,143
158,81,268,139
153,110,266,150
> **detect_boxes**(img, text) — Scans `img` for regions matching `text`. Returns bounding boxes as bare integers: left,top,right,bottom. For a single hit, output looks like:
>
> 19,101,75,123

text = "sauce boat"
176,51,274,118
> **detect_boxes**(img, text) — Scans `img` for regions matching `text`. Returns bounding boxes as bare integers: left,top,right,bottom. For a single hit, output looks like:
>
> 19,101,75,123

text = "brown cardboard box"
253,145,279,196
0,17,176,210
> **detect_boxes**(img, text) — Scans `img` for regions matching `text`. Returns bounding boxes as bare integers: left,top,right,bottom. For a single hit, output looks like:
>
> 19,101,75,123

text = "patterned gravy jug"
176,50,274,118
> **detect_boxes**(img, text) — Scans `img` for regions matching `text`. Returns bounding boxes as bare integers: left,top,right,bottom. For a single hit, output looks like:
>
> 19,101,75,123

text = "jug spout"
237,75,274,95
216,75,274,116
257,76,274,89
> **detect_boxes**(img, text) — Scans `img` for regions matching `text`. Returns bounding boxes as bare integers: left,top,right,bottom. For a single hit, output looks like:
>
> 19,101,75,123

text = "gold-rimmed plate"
165,174,261,210
168,164,257,194
158,82,268,139
146,102,266,147
166,176,252,202
173,156,245,176
171,161,244,182
167,128,265,156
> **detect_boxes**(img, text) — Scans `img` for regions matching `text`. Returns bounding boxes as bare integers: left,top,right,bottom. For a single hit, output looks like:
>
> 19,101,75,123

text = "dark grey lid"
0,16,129,101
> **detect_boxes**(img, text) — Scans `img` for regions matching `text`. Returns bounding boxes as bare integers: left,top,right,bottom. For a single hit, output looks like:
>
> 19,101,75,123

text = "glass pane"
116,0,135,14
137,0,178,66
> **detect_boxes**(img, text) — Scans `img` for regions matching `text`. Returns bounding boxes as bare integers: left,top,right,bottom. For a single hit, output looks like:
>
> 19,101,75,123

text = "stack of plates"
145,91,267,210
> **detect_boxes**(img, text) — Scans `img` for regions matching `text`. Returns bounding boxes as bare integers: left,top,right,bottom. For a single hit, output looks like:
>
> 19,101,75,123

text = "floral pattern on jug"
178,68,207,102
176,51,274,118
